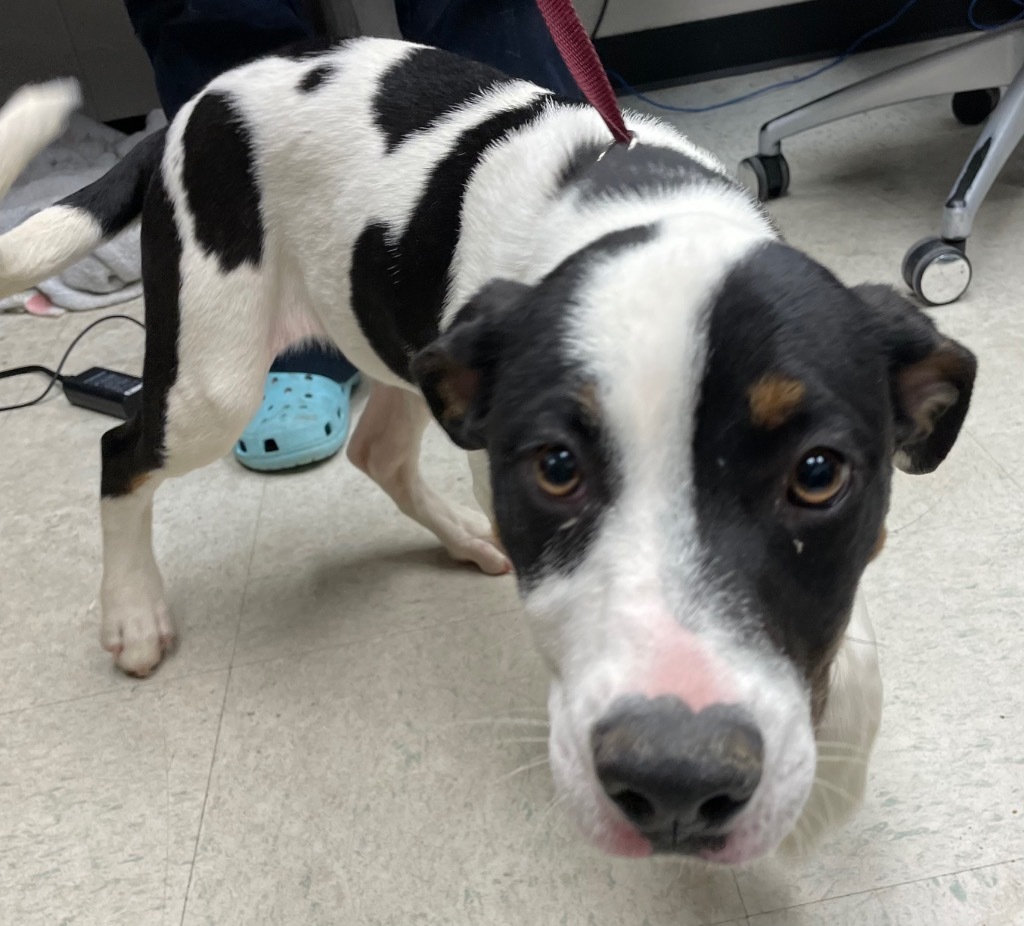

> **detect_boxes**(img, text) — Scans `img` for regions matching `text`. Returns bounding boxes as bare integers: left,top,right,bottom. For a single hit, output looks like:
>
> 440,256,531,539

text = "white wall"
0,0,159,122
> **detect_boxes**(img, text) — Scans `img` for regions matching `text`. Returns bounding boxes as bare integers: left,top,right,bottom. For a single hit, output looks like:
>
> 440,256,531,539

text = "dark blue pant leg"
124,0,314,118
395,0,582,98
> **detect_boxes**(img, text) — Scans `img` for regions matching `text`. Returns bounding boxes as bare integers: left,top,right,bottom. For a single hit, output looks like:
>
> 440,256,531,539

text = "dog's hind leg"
347,382,511,575
98,175,178,677
99,176,273,676
99,431,170,677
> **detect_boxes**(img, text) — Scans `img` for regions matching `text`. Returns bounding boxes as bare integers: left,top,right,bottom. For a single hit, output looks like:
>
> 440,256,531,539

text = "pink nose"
641,620,737,711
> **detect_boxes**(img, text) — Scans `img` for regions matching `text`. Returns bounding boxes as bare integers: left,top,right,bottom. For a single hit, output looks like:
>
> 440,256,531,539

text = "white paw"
443,507,513,576
456,536,513,576
100,587,175,677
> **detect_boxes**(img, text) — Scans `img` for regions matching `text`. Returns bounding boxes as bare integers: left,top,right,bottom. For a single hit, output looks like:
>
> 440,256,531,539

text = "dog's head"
412,220,975,863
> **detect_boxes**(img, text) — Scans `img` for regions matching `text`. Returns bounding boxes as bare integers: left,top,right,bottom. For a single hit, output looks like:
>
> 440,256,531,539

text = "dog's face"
413,220,975,863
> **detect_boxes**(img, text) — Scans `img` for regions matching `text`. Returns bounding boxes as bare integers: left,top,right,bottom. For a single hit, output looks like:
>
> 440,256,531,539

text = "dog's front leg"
347,381,511,575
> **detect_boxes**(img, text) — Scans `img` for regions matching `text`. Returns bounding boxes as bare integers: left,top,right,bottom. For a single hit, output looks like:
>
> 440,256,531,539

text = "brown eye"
535,446,582,497
789,448,849,507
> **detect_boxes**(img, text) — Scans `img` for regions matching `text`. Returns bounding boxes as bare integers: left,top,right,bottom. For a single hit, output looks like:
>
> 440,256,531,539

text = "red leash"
535,0,633,145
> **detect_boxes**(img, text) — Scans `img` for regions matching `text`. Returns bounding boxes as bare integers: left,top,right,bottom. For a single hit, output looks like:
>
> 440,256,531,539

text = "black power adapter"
0,313,146,417
62,366,143,419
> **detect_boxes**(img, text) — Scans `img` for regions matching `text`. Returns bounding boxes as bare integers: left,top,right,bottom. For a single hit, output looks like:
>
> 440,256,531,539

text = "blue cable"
608,0,1021,115
968,0,1024,30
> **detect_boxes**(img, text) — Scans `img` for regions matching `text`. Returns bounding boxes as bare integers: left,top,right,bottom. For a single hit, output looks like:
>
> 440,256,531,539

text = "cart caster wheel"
737,153,790,201
952,88,999,126
902,237,972,305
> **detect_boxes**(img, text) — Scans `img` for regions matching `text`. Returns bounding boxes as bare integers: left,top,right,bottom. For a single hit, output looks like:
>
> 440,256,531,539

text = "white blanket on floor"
0,109,165,314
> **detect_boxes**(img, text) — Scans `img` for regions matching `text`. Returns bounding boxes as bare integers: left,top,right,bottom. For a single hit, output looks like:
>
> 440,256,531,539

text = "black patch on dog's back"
373,46,521,152
558,141,782,237
59,129,167,237
299,63,334,93
183,92,263,272
350,96,550,380
558,142,729,202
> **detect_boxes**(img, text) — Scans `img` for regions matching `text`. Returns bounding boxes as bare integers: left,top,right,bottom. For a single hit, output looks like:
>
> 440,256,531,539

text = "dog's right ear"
411,279,531,450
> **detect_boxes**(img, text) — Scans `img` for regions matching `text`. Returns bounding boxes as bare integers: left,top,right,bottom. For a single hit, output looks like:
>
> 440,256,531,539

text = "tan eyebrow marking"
748,375,806,430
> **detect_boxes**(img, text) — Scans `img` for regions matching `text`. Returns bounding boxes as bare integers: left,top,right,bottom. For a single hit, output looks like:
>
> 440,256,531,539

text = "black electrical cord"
591,0,610,40
0,313,144,413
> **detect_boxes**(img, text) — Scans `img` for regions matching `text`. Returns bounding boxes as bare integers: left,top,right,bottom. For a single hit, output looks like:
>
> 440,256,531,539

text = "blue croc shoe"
234,371,359,472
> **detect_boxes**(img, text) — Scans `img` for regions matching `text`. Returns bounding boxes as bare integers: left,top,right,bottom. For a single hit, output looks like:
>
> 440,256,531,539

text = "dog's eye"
535,446,582,497
789,448,849,507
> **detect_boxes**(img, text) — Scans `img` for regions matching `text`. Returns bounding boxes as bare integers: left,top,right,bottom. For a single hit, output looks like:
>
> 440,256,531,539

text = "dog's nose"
591,696,763,851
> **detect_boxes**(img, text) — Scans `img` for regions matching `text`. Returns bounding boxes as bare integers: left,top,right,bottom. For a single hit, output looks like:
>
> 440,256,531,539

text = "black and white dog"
0,39,975,864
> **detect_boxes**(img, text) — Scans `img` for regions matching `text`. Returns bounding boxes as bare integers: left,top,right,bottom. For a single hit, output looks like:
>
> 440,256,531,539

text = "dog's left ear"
410,279,531,451
855,284,977,475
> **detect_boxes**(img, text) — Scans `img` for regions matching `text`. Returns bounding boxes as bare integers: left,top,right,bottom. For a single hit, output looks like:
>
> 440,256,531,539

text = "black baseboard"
595,0,1019,91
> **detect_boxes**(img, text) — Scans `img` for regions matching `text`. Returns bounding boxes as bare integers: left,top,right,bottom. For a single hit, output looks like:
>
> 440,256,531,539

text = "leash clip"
596,130,639,162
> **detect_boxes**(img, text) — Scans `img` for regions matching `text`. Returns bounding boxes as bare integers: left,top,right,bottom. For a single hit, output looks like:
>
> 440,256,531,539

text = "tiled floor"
2,39,1024,925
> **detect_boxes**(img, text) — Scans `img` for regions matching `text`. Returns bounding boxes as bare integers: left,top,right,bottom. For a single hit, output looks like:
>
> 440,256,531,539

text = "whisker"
527,792,570,854
815,755,865,766
446,717,550,729
889,492,950,536
539,793,570,827
666,861,688,890
785,818,811,855
483,626,529,655
814,740,867,753
786,831,808,856
789,809,824,855
844,634,887,648
812,777,858,805
796,801,829,836
498,736,551,746
788,790,844,855
493,755,550,786
815,754,869,767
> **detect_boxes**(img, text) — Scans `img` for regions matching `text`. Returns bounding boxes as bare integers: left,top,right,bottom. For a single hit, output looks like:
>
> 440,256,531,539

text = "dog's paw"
442,507,513,576
100,589,175,677
456,536,513,576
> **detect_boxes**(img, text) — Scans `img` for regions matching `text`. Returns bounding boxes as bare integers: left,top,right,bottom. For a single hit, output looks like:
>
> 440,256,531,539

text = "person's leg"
395,0,582,98
124,0,316,118
124,0,359,472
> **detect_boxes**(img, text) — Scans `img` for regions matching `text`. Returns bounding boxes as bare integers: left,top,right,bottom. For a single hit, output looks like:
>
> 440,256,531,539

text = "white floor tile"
747,860,1024,925
0,672,227,925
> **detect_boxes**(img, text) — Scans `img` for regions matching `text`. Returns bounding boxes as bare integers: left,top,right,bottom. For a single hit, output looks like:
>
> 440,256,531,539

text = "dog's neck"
443,111,774,329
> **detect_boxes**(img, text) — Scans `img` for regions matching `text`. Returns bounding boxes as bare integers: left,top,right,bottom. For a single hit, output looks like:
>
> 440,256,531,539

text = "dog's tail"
0,79,166,300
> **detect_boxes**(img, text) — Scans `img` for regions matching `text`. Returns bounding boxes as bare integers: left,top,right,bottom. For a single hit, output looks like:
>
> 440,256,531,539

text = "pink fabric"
24,292,62,317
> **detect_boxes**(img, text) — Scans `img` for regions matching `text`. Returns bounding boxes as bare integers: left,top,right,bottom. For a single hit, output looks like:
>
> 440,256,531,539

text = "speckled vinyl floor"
1,38,1022,925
